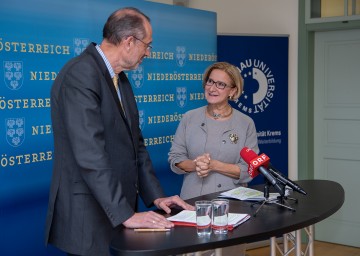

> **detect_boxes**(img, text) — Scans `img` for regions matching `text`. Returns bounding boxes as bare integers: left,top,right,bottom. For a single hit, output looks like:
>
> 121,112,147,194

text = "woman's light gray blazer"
168,106,259,200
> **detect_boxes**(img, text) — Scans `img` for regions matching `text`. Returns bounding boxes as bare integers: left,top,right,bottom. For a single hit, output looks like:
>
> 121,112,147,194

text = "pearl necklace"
207,105,233,120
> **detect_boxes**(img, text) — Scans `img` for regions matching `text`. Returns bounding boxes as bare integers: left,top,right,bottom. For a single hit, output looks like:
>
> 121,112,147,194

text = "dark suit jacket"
45,43,165,256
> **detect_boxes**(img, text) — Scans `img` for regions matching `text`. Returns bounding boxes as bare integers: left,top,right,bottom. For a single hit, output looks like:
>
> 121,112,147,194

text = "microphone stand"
251,179,297,217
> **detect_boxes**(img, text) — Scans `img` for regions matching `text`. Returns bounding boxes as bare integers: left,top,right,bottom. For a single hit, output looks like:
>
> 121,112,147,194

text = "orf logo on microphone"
250,153,270,167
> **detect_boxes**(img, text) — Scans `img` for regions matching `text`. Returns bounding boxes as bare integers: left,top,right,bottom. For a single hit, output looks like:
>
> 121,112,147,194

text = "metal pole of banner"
270,232,298,256
309,225,314,256
303,225,314,256
283,233,289,253
270,237,277,256
214,248,222,256
272,225,314,256
295,229,302,256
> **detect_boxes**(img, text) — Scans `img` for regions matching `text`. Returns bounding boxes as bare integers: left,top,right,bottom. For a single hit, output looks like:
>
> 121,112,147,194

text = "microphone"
268,164,307,195
240,147,283,195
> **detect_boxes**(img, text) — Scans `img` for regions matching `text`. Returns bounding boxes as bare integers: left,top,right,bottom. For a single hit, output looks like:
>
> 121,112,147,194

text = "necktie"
112,75,125,115
112,75,119,91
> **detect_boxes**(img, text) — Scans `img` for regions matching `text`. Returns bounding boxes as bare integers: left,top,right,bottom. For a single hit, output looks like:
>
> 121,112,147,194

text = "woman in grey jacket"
168,62,259,256
168,62,259,200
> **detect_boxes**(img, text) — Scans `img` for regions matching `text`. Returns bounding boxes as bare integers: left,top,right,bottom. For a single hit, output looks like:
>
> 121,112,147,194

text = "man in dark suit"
45,7,193,256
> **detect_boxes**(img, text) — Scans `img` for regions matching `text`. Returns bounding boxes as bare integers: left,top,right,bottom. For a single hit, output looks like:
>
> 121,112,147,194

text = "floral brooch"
229,133,239,144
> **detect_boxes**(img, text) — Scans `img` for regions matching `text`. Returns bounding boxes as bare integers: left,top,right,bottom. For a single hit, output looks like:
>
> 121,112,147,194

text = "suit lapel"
87,43,137,152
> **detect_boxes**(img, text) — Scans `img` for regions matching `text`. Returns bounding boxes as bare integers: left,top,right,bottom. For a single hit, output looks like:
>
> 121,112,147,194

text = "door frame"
298,1,360,180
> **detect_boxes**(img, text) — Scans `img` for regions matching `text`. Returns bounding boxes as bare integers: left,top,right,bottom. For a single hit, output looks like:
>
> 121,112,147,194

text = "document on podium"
218,186,280,201
167,210,250,230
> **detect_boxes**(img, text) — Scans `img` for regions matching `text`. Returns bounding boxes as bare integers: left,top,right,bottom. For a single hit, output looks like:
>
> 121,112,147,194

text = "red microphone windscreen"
240,147,258,164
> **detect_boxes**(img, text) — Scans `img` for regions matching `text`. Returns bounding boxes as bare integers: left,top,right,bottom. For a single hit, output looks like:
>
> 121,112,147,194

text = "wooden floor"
245,241,360,256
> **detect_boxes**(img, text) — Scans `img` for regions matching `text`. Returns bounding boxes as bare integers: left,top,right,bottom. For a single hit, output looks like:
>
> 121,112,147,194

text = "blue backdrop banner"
217,35,289,185
0,0,216,255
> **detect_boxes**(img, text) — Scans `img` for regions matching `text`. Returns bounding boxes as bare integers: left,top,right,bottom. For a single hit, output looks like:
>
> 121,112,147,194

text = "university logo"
3,61,23,90
130,65,144,88
74,38,90,56
138,109,145,131
6,117,25,147
175,46,186,67
236,59,276,114
176,87,187,108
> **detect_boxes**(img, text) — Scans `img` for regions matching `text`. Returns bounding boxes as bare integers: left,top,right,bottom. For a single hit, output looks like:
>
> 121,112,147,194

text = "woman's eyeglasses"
205,78,233,89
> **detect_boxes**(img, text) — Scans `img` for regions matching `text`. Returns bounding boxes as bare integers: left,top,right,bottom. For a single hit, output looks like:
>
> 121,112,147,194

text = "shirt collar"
95,44,116,78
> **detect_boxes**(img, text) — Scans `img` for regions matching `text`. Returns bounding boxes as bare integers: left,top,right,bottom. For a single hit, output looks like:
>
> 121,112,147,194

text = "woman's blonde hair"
202,62,243,101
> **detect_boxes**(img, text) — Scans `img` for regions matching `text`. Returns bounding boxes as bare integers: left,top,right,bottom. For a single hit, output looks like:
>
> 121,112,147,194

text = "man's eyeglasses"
205,78,233,90
133,36,152,51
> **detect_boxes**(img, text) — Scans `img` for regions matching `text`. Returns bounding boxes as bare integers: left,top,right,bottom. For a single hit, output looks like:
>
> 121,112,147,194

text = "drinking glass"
195,200,212,236
211,199,229,234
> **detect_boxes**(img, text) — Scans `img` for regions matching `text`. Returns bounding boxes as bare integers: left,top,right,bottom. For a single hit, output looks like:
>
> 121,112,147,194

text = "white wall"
148,0,299,180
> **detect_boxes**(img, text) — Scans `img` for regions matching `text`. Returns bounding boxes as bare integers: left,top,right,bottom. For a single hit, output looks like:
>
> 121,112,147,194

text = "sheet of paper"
167,210,250,228
218,186,280,201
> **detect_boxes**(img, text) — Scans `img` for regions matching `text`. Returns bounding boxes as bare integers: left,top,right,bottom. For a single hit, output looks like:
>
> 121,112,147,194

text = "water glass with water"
211,199,229,234
195,200,212,236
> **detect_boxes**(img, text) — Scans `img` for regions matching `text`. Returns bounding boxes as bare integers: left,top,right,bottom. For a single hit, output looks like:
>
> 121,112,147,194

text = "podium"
110,180,344,256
